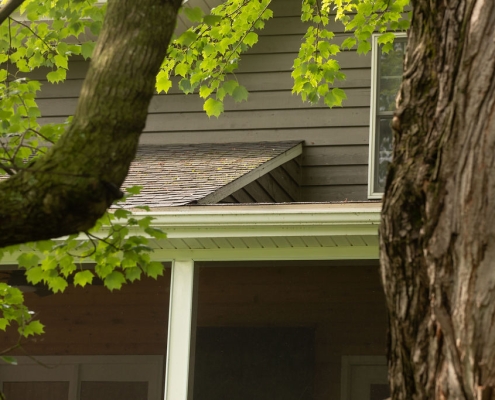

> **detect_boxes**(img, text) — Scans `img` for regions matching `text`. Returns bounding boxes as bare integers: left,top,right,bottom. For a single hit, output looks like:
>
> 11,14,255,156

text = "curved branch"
0,0,183,248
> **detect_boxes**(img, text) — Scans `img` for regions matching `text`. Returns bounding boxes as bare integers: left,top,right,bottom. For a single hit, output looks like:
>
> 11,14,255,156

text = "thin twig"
27,128,55,144
9,17,55,53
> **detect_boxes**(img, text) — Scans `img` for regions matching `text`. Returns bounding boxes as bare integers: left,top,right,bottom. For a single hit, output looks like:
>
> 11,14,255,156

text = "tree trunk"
380,0,495,398
0,0,182,247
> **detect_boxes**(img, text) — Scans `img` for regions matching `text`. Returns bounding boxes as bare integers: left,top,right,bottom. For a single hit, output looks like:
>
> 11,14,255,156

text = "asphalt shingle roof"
122,141,302,208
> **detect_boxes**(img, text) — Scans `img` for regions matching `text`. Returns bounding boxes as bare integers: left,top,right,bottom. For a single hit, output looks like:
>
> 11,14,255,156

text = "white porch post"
164,259,197,400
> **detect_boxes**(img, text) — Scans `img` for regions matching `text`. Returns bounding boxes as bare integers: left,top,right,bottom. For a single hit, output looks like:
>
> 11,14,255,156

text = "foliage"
0,186,167,357
0,0,410,352
158,0,410,116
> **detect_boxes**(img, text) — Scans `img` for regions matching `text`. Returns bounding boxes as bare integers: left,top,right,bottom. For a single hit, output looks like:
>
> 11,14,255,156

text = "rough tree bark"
380,0,495,398
0,0,182,247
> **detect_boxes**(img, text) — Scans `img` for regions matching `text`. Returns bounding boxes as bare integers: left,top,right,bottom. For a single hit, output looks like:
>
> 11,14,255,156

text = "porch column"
164,259,198,400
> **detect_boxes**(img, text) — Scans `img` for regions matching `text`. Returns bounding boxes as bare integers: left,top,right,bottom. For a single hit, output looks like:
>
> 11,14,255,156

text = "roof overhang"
129,203,381,261
0,203,381,265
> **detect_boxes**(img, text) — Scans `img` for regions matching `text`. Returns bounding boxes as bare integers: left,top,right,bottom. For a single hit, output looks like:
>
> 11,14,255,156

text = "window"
368,33,407,198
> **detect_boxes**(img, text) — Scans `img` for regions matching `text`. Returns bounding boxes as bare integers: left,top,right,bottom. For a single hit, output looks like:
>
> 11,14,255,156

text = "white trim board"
368,32,407,199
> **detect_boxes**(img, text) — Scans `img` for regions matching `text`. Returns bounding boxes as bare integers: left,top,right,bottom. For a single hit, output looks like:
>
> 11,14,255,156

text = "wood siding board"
301,185,368,202
37,108,371,132
267,166,300,202
302,165,368,186
230,189,256,204
36,80,83,99
302,145,369,166
236,69,370,91
256,172,293,202
36,88,370,117
139,109,370,132
34,68,370,100
281,158,302,186
140,127,369,147
243,180,275,203
238,52,370,73
270,0,304,17
261,17,346,36
246,34,353,54
219,195,238,203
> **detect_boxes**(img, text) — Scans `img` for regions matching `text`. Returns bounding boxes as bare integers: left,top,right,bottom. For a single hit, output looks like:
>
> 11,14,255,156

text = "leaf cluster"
292,0,410,107
0,187,167,343
156,0,273,117
0,0,102,177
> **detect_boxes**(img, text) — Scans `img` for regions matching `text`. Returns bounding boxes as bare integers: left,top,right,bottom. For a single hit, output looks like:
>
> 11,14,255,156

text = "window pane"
374,118,393,193
192,263,387,400
3,381,69,400
378,39,407,112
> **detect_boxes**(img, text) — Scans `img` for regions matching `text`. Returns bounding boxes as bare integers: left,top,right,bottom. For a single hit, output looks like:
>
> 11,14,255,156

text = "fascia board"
108,204,383,240
129,204,382,238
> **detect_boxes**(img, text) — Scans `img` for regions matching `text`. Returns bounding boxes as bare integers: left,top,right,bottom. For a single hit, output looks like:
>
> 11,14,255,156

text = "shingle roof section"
122,141,302,208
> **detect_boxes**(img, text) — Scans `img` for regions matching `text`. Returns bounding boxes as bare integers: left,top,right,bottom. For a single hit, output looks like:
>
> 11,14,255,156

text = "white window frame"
368,32,407,199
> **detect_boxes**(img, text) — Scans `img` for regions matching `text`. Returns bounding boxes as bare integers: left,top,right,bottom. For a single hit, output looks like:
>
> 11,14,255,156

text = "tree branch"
0,0,25,26
0,0,183,248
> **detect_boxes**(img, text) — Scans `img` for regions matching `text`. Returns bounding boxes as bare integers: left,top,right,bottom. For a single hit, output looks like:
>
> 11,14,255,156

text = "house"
0,0,407,399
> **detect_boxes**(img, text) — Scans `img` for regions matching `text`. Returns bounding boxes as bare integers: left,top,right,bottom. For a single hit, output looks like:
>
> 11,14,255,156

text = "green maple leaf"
204,98,224,117
104,271,126,291
73,270,94,287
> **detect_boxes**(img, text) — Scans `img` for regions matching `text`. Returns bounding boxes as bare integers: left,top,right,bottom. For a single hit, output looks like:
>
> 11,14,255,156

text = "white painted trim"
368,33,407,199
131,203,381,233
164,259,196,400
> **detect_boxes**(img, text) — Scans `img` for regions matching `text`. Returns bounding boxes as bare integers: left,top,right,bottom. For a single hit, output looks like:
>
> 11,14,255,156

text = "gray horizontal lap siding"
34,0,371,202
